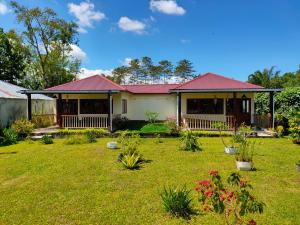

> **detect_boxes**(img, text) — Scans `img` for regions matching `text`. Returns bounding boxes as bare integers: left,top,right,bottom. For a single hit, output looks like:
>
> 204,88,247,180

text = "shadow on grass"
0,151,17,155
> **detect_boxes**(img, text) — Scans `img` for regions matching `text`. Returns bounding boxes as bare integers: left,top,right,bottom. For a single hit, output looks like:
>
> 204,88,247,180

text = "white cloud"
118,17,146,34
121,57,132,66
150,0,186,15
68,1,105,33
70,44,87,61
0,2,8,15
79,68,113,79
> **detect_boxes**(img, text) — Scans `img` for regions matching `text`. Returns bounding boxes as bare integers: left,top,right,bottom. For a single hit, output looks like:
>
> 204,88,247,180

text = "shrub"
196,170,265,225
11,118,34,139
0,128,18,146
118,130,141,153
41,135,53,145
180,131,202,152
112,115,129,130
180,130,232,137
161,186,193,218
58,128,108,137
64,135,87,145
165,117,180,135
289,112,300,144
234,125,255,162
32,114,54,128
145,111,159,123
121,153,142,170
276,125,284,138
85,130,97,143
154,133,163,144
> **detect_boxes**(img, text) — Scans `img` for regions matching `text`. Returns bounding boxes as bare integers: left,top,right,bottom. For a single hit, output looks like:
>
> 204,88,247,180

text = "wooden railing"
253,114,272,128
61,115,108,128
182,114,235,130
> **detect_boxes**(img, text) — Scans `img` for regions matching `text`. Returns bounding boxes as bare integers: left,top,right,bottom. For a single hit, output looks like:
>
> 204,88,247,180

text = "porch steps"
30,126,59,140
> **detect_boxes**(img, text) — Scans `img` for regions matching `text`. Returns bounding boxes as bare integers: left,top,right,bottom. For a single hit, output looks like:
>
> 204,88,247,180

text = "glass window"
122,99,127,114
187,99,224,114
80,99,109,114
61,99,78,115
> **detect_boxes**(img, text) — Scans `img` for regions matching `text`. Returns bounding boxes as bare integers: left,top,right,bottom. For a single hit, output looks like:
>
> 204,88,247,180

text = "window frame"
122,99,127,114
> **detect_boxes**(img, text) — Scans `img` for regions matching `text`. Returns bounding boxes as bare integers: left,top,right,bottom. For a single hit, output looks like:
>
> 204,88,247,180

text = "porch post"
108,92,112,132
233,92,238,132
176,92,181,127
26,93,32,121
269,91,274,128
57,94,62,128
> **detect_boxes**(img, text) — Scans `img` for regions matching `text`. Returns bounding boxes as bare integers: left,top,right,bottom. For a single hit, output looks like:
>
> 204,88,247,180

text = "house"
0,80,56,128
20,73,279,131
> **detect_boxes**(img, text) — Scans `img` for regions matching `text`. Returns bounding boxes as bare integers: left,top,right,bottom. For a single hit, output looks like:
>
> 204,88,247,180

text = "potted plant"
296,159,300,172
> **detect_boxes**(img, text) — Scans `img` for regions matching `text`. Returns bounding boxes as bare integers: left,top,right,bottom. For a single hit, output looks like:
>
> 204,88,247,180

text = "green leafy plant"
32,114,54,128
154,133,163,144
11,118,34,139
276,125,284,138
58,128,108,137
85,130,97,143
121,153,142,170
161,186,193,219
145,111,159,123
41,135,53,144
64,135,87,145
165,117,180,135
180,130,202,152
196,170,265,225
289,112,300,144
0,128,18,146
118,130,141,153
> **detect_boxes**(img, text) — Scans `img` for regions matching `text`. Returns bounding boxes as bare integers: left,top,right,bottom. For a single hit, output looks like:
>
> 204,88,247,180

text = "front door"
226,98,251,126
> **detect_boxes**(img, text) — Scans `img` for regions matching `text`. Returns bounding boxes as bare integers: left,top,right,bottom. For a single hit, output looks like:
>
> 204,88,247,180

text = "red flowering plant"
195,170,265,225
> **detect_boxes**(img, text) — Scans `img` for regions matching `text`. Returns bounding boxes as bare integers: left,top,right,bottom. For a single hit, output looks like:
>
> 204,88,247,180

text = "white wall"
0,98,56,128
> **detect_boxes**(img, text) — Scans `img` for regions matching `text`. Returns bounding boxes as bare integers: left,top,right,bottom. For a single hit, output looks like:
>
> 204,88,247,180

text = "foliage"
180,130,232,137
276,125,284,138
154,134,163,144
112,115,129,131
234,124,255,162
11,118,34,139
121,153,142,170
64,134,87,145
41,135,53,145
289,112,300,144
0,28,30,84
10,1,79,89
180,131,202,152
165,117,180,135
85,130,97,143
0,128,18,146
196,170,265,225
58,128,108,137
32,114,54,128
140,123,170,133
145,111,159,123
174,59,196,82
161,186,193,219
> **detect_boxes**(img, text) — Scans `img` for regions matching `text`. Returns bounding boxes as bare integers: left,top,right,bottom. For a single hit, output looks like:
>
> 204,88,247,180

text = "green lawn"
0,137,299,225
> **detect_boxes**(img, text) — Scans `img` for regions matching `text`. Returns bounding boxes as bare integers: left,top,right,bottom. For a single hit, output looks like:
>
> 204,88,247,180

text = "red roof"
173,73,264,90
123,84,179,94
46,75,125,91
45,73,264,93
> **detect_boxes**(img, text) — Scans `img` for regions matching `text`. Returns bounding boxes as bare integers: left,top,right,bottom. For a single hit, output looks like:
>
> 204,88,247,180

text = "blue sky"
0,0,300,81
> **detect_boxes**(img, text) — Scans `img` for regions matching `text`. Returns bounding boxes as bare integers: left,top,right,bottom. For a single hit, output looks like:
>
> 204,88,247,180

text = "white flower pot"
296,164,300,172
107,141,118,149
224,146,237,155
236,161,252,171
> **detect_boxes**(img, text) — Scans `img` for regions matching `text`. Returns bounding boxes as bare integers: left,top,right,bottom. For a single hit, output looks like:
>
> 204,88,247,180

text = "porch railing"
61,115,108,128
253,114,272,128
182,114,235,130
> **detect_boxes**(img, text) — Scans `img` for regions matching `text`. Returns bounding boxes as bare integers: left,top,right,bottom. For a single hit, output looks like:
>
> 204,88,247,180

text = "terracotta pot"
296,164,300,172
236,161,252,171
107,141,118,149
224,146,236,155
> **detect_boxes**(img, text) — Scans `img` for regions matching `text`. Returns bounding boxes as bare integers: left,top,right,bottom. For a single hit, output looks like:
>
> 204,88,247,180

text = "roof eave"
169,88,282,93
19,90,122,94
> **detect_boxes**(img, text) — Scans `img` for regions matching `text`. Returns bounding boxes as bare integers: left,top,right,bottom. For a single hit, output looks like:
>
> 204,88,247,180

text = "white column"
176,93,179,126
109,94,113,130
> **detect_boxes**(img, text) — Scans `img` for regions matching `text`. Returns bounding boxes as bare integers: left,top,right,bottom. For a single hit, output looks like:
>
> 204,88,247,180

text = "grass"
140,123,170,133
0,137,299,224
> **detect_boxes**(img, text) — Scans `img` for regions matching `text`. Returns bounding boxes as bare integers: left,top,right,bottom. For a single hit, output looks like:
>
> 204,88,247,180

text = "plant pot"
236,161,253,171
224,146,236,155
296,164,300,172
107,141,118,149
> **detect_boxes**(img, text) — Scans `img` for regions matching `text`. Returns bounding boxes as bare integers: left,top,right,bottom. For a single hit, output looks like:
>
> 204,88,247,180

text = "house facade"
21,73,279,131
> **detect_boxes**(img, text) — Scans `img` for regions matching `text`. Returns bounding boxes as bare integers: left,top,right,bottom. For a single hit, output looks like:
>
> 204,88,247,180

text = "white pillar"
109,94,113,130
176,93,179,126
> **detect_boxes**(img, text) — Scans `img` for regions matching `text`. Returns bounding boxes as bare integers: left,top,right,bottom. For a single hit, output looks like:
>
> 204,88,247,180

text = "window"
80,99,109,114
122,99,127,114
226,98,251,115
187,99,224,114
61,99,78,115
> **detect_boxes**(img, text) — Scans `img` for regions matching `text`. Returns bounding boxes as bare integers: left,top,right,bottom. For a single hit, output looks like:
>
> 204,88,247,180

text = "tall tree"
110,66,130,84
10,1,80,89
248,66,281,88
128,59,142,84
158,60,173,83
174,59,195,82
0,28,30,85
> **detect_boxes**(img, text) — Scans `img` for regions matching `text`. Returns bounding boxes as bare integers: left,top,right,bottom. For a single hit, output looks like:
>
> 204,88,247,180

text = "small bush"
64,135,87,145
180,130,232,137
165,117,180,135
41,135,53,145
180,131,202,152
11,119,34,139
85,131,97,143
154,134,163,144
121,154,142,170
145,111,159,123
32,115,54,128
58,128,108,137
161,186,193,218
0,128,18,146
276,125,284,138
289,112,300,144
